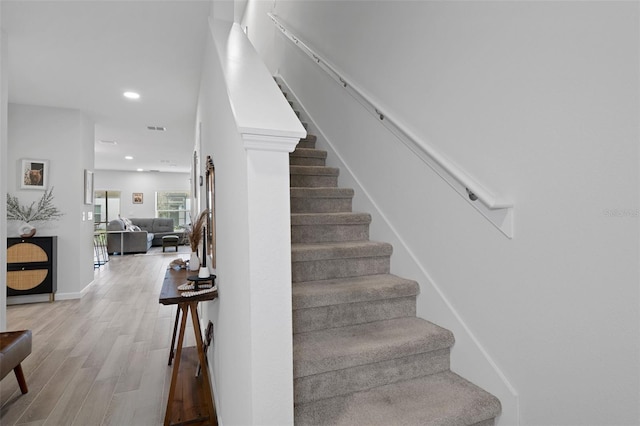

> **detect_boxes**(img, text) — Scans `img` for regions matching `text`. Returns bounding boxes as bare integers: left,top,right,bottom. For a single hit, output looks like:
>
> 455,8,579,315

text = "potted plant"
186,209,208,271
6,187,63,237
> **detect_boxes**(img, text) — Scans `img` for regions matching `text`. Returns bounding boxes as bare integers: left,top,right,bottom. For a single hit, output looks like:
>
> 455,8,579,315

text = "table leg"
189,301,216,423
164,303,188,426
168,308,181,365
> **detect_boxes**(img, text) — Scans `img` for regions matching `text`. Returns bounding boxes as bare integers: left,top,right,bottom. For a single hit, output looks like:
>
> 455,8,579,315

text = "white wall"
244,2,640,425
94,170,190,219
0,28,8,329
197,21,254,425
196,13,304,424
7,104,95,300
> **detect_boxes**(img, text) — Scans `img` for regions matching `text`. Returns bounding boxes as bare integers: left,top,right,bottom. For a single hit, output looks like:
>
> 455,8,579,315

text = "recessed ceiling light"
137,168,144,172
125,156,133,160
123,91,140,100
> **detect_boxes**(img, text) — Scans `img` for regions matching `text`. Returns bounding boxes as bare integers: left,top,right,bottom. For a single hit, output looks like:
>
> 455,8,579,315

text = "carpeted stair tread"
291,212,370,226
297,134,317,149
291,187,354,198
290,148,328,166
291,165,339,187
291,240,392,262
291,148,327,159
294,370,501,426
293,317,454,378
291,212,372,243
291,188,354,213
293,274,418,310
290,165,339,176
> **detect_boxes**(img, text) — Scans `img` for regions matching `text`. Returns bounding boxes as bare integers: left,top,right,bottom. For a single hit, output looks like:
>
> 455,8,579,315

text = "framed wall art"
20,159,48,190
132,193,144,204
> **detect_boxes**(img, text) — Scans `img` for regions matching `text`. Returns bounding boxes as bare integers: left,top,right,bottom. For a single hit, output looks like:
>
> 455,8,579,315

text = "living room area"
94,170,191,256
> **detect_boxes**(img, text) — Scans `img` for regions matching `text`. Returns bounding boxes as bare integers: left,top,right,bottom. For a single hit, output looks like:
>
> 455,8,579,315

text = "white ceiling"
1,0,212,174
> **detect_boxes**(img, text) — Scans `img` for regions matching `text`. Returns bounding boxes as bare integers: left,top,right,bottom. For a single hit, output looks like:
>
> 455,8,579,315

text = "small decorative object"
132,192,143,204
18,223,36,238
20,159,48,190
198,227,209,278
169,258,187,270
189,251,200,272
7,187,63,237
187,209,208,271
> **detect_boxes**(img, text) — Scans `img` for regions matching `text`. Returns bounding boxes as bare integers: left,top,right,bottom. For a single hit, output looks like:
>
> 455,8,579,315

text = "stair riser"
293,296,416,333
291,223,369,243
292,256,390,282
291,174,338,188
290,157,326,167
294,349,450,405
291,198,352,213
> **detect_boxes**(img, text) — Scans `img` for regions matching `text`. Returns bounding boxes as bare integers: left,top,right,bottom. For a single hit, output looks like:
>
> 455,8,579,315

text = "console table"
159,267,218,426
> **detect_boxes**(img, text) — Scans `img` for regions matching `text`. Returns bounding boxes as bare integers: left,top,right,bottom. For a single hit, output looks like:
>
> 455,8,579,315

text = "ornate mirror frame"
205,155,216,268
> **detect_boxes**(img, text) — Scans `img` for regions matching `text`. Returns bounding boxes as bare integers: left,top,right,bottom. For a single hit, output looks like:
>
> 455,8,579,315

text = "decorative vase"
18,223,36,238
198,266,210,279
189,252,200,271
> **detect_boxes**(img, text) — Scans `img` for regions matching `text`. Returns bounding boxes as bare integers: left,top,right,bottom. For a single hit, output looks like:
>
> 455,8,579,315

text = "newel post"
243,133,299,425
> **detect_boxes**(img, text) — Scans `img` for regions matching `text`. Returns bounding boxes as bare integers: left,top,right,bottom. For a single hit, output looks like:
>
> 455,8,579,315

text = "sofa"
129,218,184,246
106,218,184,254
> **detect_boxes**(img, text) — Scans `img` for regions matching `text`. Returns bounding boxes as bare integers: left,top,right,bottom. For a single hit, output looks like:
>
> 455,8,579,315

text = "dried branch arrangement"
6,187,64,223
188,209,209,252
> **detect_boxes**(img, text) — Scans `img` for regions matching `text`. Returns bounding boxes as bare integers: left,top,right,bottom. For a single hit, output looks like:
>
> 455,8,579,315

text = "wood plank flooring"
1,247,197,426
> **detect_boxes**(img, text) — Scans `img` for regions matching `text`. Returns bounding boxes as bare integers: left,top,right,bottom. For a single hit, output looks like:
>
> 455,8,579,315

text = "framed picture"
132,192,143,204
20,159,48,190
84,169,94,204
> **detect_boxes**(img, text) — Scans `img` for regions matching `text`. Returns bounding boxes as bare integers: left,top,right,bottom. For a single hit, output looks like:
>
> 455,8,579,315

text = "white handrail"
269,13,514,237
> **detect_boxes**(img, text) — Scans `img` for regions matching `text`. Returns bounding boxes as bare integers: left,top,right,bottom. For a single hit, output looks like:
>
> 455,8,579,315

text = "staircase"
285,88,502,425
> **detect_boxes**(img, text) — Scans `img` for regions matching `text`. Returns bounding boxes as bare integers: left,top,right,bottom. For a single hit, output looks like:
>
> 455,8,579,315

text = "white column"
244,133,299,425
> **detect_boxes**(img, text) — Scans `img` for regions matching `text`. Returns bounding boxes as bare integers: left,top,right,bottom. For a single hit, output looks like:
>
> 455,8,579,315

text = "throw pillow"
121,217,133,229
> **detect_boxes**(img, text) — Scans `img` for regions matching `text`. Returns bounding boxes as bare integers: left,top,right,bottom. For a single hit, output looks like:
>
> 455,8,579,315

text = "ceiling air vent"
147,126,166,131
99,140,117,145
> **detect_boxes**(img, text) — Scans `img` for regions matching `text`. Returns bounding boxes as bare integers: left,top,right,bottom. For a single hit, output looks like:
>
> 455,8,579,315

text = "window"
94,191,121,230
156,191,190,229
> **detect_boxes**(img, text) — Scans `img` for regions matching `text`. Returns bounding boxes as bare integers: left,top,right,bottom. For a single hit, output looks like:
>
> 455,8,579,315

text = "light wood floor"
1,246,195,426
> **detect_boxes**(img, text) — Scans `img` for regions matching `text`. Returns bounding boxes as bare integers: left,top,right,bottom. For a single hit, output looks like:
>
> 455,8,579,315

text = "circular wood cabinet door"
7,243,49,291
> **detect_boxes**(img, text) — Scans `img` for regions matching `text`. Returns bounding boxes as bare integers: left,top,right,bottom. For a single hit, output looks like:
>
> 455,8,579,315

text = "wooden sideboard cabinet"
7,236,57,301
